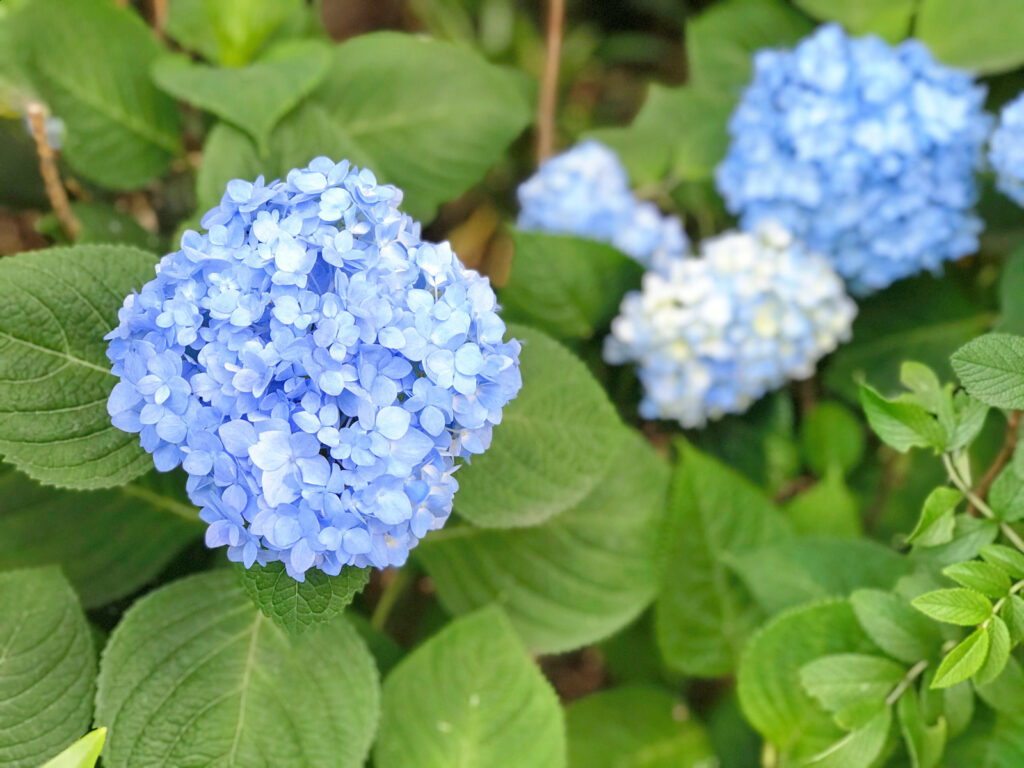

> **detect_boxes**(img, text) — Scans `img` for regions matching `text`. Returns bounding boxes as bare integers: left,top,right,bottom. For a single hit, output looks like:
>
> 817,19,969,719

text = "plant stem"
26,102,80,241
534,0,565,163
370,566,413,632
885,658,929,706
969,410,1022,515
988,578,1024,625
943,452,1024,554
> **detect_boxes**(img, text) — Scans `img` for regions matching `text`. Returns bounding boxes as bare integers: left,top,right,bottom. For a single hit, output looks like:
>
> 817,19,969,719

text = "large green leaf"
0,567,95,768
373,606,566,768
197,32,532,222
165,0,307,66
951,334,1024,410
95,570,379,768
151,40,331,155
0,245,156,488
453,324,625,528
0,466,200,608
419,433,668,654
916,0,1024,74
655,440,791,676
793,0,914,40
17,0,181,189
565,685,716,768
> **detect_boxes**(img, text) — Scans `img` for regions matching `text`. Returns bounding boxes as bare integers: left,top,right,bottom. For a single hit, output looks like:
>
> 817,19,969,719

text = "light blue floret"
990,92,1024,207
517,140,689,272
106,157,522,580
716,24,991,295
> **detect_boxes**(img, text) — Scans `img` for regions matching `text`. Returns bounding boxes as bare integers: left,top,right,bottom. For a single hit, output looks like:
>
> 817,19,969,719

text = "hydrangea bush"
5,0,1024,766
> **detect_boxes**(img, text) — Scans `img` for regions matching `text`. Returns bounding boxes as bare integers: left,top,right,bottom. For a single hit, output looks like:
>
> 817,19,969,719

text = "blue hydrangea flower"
990,92,1024,206
517,140,689,272
604,223,856,427
107,157,522,579
715,24,991,295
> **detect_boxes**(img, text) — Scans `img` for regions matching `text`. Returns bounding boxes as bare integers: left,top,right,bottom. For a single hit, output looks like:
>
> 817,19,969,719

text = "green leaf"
454,324,624,528
804,705,892,768
943,562,1012,598
932,627,990,688
799,654,906,712
997,246,1024,336
975,654,1024,715
784,470,862,538
989,464,1024,522
1002,594,1024,646
500,230,642,341
0,465,201,608
686,0,814,91
912,588,993,625
37,202,160,251
725,537,912,615
738,600,874,755
656,440,791,676
373,606,565,768
850,589,943,664
975,616,1012,686
17,0,181,188
239,561,371,636
419,433,667,654
916,0,1024,74
0,245,157,488
911,515,1000,570
40,729,105,768
152,40,331,154
565,685,716,768
165,0,306,66
95,570,379,768
0,567,95,768
800,401,865,477
897,687,946,768
859,384,946,452
793,0,914,40
907,487,961,547
943,712,1024,766
951,334,1024,410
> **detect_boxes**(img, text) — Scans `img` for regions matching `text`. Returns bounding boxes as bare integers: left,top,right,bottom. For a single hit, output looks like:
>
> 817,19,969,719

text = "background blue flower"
990,92,1024,207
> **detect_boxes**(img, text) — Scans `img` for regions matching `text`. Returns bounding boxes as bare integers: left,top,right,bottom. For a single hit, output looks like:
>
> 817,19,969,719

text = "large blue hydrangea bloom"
604,223,856,427
106,157,522,579
517,140,689,273
990,92,1024,206
716,24,991,295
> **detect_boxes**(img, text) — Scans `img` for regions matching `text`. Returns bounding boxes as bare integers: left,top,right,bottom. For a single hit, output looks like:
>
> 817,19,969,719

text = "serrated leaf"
793,0,914,40
907,487,961,547
0,465,201,608
784,469,861,538
897,688,946,768
419,433,667,654
951,334,1024,410
373,606,566,768
656,440,791,676
0,567,95,768
989,464,1024,522
943,562,1011,598
239,561,370,636
850,589,943,664
0,245,156,488
912,588,993,625
17,0,181,188
454,323,624,528
975,654,1024,715
566,685,716,768
804,705,891,768
976,616,1012,686
860,384,946,452
800,401,865,477
95,570,379,768
152,40,331,154
1001,594,1024,644
933,627,990,688
500,230,642,341
799,654,905,712
40,729,105,768
165,0,306,65
916,0,1024,74
911,515,1000,570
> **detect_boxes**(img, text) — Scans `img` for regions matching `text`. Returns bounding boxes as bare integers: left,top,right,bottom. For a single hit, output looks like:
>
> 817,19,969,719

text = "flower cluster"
106,158,521,579
604,223,856,427
990,92,1024,207
716,24,990,295
516,140,689,273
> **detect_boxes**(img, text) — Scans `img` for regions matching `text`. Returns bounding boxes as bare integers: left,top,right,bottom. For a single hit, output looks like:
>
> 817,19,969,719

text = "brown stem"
534,0,565,163
150,0,168,37
968,410,1023,515
26,102,80,242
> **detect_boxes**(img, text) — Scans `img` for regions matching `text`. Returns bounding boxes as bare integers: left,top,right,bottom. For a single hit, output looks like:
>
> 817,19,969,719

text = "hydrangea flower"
106,157,522,579
990,92,1024,206
715,24,991,295
517,140,689,272
604,223,856,427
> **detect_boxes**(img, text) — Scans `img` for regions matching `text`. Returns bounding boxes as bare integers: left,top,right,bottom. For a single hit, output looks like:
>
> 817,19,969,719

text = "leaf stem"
534,0,565,163
988,578,1024,626
26,101,80,241
370,566,413,632
943,452,1024,554
885,658,929,706
969,410,1022,515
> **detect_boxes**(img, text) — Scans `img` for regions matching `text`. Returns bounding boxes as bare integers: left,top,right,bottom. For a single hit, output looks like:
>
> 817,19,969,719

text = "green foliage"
800,401,865,477
916,0,1024,73
907,487,961,547
952,333,1024,410
798,653,905,711
860,385,946,453
850,589,942,664
40,729,106,768
912,589,993,626
373,607,565,768
165,0,308,66
95,570,379,768
793,0,914,40
784,470,861,537
897,688,945,768
0,567,95,768
37,202,160,250
932,628,989,688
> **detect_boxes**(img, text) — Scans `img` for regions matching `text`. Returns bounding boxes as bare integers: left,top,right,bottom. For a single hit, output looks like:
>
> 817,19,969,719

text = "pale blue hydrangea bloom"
106,157,522,580
517,140,689,272
716,24,991,295
604,223,856,427
990,92,1024,206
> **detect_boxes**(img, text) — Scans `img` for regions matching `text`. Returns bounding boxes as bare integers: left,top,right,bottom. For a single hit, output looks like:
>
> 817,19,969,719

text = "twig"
968,410,1022,515
150,0,168,38
885,658,928,706
944,452,1024,554
534,0,565,163
370,566,413,632
26,102,79,241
